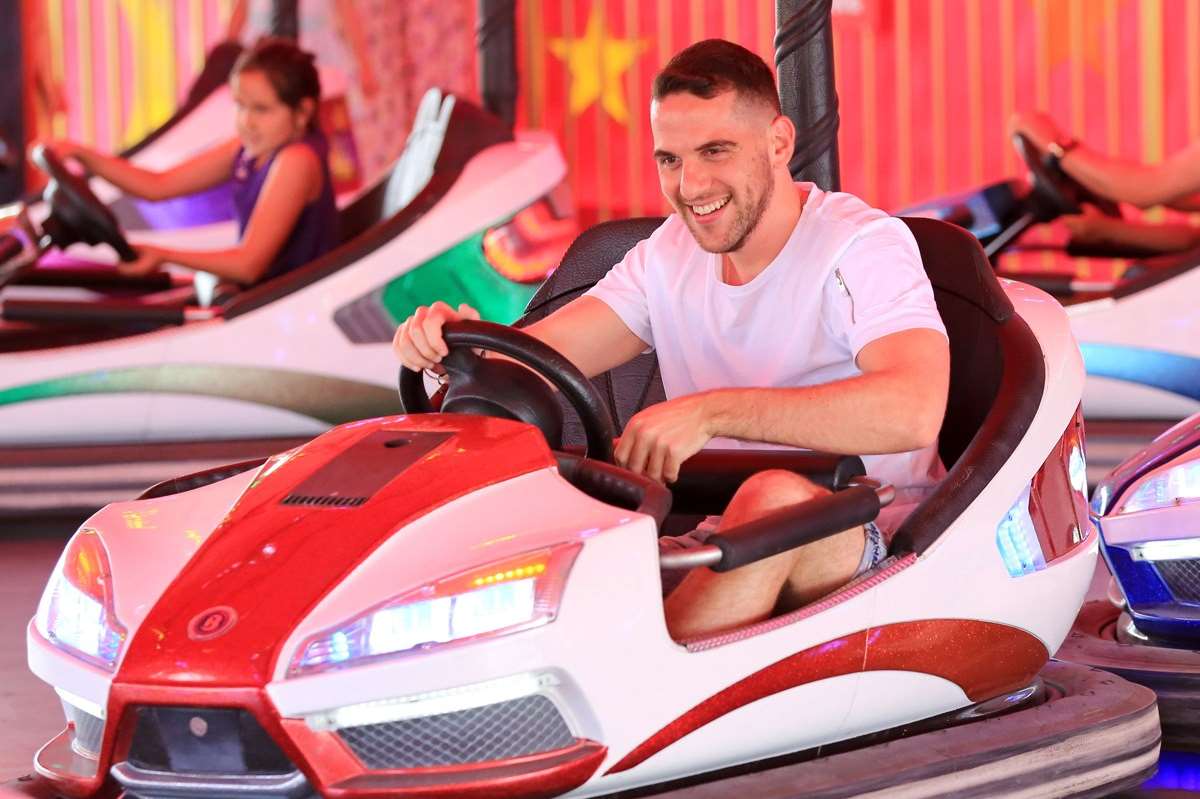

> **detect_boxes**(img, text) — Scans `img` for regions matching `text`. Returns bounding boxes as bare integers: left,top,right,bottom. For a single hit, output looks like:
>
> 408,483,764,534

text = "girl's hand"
32,139,82,162
118,244,167,276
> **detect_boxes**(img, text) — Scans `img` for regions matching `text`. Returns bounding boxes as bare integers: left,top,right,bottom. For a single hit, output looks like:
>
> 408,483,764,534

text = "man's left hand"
616,394,714,483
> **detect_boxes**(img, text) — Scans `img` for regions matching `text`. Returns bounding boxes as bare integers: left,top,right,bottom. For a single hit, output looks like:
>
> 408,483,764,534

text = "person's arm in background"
120,142,321,284
1064,204,1200,253
39,138,240,202
1013,112,1200,209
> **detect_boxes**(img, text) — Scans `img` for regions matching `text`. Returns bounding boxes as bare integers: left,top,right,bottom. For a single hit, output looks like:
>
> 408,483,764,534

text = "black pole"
0,0,25,203
476,0,518,128
774,0,840,191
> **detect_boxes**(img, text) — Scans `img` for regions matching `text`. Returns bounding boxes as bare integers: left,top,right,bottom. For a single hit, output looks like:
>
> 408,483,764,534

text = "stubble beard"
689,154,775,255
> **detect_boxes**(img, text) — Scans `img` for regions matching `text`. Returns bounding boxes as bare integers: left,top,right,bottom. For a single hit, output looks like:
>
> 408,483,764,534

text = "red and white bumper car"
15,219,1158,798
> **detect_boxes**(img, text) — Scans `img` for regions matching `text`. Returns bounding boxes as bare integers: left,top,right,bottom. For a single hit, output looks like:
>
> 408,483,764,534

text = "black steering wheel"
1013,132,1120,222
398,320,616,463
31,144,138,262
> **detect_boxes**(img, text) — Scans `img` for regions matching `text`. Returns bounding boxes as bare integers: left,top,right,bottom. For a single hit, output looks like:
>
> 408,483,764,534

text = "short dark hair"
652,39,781,115
233,37,322,128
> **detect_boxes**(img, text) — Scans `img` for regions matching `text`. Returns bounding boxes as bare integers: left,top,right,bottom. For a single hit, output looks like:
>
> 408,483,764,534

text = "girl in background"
41,38,337,285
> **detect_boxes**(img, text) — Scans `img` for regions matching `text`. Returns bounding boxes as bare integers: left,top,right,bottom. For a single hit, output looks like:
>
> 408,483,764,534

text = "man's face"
651,90,776,254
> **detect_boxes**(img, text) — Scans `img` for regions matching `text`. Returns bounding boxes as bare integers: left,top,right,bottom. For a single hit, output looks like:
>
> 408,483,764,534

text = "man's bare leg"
663,470,866,641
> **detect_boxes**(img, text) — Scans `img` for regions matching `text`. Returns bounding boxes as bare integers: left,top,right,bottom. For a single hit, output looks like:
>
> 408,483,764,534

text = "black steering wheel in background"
399,320,616,463
1013,132,1121,222
31,144,138,262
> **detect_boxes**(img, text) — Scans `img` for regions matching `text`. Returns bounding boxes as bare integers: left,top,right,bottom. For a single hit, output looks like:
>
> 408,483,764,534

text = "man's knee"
724,469,827,526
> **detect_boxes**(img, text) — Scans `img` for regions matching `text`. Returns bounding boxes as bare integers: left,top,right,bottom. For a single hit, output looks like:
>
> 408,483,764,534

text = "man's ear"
768,113,796,167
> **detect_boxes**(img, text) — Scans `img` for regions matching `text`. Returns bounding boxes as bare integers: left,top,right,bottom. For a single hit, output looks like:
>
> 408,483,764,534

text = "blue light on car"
1140,750,1200,791
996,486,1046,577
330,631,351,663
296,580,539,673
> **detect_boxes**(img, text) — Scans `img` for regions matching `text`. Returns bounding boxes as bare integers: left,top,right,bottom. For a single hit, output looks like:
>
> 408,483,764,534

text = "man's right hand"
392,301,481,371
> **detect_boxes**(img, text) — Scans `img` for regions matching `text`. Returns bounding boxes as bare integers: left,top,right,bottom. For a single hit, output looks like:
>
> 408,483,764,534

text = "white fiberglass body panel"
0,133,565,445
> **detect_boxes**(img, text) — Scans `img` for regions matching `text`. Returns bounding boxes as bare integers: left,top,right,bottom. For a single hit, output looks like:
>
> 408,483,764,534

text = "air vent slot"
281,494,368,508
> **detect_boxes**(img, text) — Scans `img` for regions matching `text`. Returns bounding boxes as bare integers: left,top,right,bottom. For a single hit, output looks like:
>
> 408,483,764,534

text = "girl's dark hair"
233,37,322,129
653,39,781,115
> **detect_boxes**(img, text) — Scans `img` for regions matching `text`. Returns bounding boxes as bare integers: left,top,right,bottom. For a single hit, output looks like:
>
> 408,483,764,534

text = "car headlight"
289,543,581,677
1116,458,1200,515
35,529,127,671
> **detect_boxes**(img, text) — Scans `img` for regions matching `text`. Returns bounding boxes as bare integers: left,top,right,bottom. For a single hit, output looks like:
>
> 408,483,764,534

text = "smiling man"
394,39,949,640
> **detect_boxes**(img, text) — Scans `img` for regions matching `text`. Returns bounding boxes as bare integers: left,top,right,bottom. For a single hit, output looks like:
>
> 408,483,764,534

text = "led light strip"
304,671,557,732
1130,537,1200,562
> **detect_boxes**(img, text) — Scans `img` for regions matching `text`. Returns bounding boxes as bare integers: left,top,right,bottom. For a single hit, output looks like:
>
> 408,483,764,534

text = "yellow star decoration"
549,8,648,125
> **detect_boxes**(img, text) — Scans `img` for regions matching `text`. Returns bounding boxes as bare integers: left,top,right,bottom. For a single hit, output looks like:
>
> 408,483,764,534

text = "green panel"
0,365,398,424
380,234,539,325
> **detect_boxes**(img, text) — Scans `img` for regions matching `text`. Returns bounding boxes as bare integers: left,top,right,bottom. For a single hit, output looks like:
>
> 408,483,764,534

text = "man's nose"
678,159,712,201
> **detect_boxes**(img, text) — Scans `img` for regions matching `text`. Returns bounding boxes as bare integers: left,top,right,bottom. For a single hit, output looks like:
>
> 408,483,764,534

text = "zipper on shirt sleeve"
834,268,857,325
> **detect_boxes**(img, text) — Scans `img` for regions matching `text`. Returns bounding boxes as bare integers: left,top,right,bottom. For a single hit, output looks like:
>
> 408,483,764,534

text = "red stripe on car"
608,618,1047,775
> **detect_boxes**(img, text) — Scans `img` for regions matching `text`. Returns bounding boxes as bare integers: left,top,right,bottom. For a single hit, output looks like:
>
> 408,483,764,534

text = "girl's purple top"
231,129,337,282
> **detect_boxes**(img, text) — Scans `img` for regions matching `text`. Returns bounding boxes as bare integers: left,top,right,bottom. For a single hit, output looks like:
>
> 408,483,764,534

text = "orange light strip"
1069,0,1085,136
658,0,673,217
596,1,611,223
562,0,578,200
1034,0,1049,110
104,0,120,151
190,0,205,78
895,0,912,206
626,0,643,217
78,0,95,145
1190,0,1200,141
930,0,946,195
47,0,67,138
861,11,877,203
1000,0,1016,175
472,562,547,589
1141,0,1165,222
529,0,546,128
967,0,983,185
1105,0,1119,153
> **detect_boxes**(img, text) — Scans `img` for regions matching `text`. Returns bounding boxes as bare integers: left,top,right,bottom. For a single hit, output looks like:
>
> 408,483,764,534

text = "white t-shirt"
585,183,948,527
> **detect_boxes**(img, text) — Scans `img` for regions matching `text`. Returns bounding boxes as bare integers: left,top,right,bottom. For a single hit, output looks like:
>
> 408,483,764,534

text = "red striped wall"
28,1,1194,228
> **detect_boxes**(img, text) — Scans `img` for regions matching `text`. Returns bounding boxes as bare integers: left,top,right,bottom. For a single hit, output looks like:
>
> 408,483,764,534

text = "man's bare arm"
615,328,949,483
702,328,949,454
520,296,649,377
394,295,647,379
1059,140,1200,210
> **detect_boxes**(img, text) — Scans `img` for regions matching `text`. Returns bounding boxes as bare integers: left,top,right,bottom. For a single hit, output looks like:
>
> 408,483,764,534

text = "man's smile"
689,195,731,218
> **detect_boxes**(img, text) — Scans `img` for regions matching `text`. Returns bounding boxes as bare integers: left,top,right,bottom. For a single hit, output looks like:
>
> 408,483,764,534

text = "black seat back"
517,218,668,444
892,218,1044,553
520,216,1045,555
